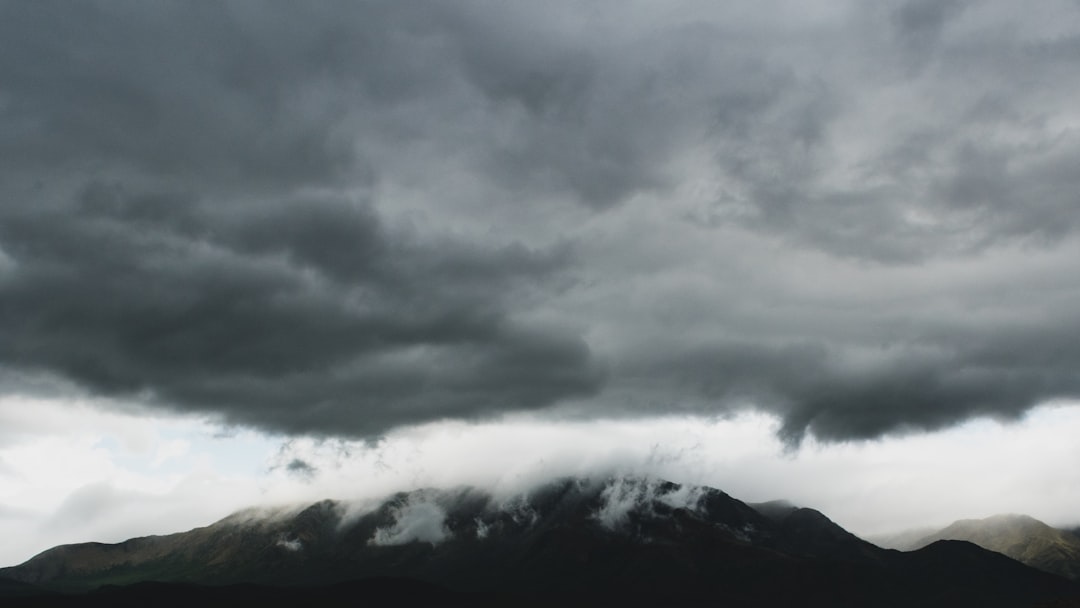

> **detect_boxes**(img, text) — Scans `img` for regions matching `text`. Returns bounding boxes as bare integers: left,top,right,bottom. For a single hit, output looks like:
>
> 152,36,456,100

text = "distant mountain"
2,478,1078,607
908,514,1080,581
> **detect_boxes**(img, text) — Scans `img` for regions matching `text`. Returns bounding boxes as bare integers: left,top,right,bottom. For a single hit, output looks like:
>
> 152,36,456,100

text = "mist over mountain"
2,477,1077,607
866,527,940,552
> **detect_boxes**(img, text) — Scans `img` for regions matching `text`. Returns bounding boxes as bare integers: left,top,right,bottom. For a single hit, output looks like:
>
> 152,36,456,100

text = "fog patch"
369,494,451,546
594,477,705,530
475,518,489,539
337,497,383,531
219,503,311,530
276,536,302,552
494,494,540,527
656,483,706,512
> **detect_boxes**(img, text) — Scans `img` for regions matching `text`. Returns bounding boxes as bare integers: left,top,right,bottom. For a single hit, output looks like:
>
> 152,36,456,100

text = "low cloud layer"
4,398,1080,566
3,1,1080,442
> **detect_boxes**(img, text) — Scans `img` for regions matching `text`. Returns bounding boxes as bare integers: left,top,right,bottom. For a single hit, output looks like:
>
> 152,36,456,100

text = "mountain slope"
0,576,50,598
2,478,1077,607
912,514,1080,580
751,500,887,564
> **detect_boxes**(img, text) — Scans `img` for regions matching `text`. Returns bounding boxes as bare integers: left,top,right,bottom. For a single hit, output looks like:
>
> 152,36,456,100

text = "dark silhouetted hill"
2,478,1078,607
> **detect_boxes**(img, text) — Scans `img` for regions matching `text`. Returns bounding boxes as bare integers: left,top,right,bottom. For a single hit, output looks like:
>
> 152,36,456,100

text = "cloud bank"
4,396,1080,567
2,1,1080,442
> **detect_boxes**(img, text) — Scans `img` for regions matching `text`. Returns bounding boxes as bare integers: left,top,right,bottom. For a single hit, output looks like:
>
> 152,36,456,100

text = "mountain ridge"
2,477,1077,607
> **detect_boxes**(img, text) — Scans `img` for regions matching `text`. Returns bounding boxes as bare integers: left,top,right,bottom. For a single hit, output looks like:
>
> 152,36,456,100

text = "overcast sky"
3,0,1080,566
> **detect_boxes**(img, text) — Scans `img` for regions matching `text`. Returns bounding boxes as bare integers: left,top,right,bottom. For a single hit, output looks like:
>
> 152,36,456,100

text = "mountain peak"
749,499,799,523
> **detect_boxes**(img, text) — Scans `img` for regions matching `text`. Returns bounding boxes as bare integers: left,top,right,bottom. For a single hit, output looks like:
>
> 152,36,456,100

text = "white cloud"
475,518,490,539
151,439,191,468
369,495,450,546
276,537,303,552
593,477,706,530
0,396,275,566
235,401,1080,538
3,395,1080,567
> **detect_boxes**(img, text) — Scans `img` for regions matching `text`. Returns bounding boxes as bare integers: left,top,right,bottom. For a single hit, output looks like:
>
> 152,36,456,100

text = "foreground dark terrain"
2,478,1078,607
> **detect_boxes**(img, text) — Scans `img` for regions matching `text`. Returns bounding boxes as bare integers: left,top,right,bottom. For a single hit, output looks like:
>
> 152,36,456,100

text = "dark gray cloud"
2,0,1080,442
284,458,317,479
0,183,600,435
632,330,1080,444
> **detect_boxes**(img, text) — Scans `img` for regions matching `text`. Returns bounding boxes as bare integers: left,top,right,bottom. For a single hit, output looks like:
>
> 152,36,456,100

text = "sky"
3,0,1080,566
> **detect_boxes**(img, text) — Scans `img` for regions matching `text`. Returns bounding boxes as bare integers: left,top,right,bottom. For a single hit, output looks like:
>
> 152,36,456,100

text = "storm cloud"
2,0,1080,442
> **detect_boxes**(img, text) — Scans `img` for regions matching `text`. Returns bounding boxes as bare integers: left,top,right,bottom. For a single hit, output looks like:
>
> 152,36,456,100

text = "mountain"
2,477,1078,607
751,499,887,564
907,514,1080,581
0,577,49,598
